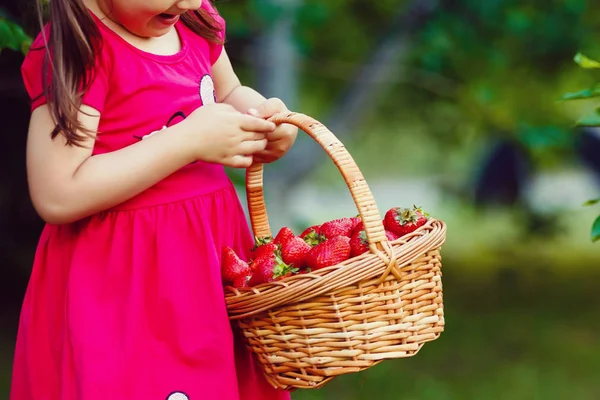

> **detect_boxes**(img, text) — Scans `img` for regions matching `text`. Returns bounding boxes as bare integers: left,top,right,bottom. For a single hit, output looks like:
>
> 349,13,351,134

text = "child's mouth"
157,13,179,24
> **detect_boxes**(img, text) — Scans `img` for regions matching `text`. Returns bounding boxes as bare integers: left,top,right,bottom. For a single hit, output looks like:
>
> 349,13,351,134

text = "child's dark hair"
34,0,223,147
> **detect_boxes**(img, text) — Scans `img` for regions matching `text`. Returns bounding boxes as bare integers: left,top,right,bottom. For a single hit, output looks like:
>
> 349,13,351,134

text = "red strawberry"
306,236,352,271
300,225,320,239
349,229,369,257
351,221,364,237
386,230,400,241
384,205,429,237
248,251,298,286
280,235,312,268
350,216,362,231
221,246,252,284
273,226,295,246
251,241,278,265
319,217,356,239
233,274,251,289
350,229,401,258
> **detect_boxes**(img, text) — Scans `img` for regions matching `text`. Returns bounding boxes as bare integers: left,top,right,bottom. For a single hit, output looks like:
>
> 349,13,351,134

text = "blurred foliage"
588,200,600,242
219,0,600,170
0,10,31,55
406,1,579,164
560,52,600,242
560,53,600,128
293,282,600,400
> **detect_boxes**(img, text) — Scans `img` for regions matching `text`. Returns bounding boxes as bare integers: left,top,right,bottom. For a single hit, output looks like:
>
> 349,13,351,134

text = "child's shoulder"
23,24,53,70
21,19,115,111
28,23,50,50
21,24,54,106
22,19,114,72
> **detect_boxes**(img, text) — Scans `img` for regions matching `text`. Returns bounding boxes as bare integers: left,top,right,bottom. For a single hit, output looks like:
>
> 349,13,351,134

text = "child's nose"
176,0,202,11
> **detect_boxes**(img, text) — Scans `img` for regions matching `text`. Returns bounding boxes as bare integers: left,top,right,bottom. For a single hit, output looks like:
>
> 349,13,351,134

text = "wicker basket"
224,112,447,391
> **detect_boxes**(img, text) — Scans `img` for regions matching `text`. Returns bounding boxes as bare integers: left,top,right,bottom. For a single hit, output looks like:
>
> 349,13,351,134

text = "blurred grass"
292,283,600,400
290,234,600,400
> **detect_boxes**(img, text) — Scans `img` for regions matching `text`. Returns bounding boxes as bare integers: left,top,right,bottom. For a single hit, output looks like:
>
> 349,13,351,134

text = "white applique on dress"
134,75,214,142
166,392,189,400
199,74,216,105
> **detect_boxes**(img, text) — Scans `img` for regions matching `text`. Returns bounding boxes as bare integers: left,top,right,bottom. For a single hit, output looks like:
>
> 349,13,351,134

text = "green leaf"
0,16,33,55
21,37,32,55
584,198,600,206
0,18,13,50
574,53,600,69
592,216,600,242
575,107,600,127
560,86,600,101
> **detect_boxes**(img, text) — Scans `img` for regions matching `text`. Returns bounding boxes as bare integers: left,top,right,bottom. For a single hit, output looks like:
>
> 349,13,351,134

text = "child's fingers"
239,114,276,133
237,138,268,155
247,108,261,117
249,98,287,118
229,154,254,169
243,131,268,141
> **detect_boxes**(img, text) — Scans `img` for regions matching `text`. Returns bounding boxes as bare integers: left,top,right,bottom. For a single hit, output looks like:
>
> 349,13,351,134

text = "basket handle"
246,112,400,281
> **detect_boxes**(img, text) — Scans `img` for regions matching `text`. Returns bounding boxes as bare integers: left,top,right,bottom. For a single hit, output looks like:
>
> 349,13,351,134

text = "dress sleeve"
21,26,112,113
201,0,227,65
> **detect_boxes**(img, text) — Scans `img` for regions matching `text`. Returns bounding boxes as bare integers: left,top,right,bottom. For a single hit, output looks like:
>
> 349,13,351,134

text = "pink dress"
10,3,291,400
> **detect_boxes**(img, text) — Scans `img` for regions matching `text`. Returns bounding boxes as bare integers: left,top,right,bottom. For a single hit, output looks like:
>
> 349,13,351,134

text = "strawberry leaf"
413,204,430,218
574,53,600,69
592,216,600,243
251,235,272,251
359,230,368,245
303,231,324,246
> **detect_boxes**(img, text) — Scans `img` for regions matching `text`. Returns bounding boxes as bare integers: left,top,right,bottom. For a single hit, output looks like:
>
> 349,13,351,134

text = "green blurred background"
2,0,600,399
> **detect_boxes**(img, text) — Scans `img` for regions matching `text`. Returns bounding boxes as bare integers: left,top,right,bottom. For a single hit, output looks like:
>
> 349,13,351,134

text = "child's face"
95,0,202,37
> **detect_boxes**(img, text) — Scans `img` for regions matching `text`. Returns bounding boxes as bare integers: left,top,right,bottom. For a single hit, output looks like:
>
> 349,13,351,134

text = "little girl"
10,0,296,399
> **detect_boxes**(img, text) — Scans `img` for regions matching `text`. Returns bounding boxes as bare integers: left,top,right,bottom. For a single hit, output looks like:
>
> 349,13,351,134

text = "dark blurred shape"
0,0,20,18
0,37,43,333
471,137,565,238
473,137,531,207
576,128,600,186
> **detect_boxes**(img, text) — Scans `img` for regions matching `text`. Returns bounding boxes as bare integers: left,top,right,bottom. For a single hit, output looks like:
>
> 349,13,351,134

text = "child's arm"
26,103,273,224
212,49,298,164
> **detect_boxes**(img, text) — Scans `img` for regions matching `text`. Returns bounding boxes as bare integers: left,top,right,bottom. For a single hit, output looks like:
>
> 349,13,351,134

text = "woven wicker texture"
224,112,446,390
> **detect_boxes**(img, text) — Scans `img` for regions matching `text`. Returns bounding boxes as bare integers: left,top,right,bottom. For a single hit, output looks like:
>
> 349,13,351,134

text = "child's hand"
184,103,276,168
247,98,298,164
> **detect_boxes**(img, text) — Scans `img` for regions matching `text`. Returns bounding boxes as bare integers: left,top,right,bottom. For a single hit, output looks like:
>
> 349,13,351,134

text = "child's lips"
157,13,180,25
